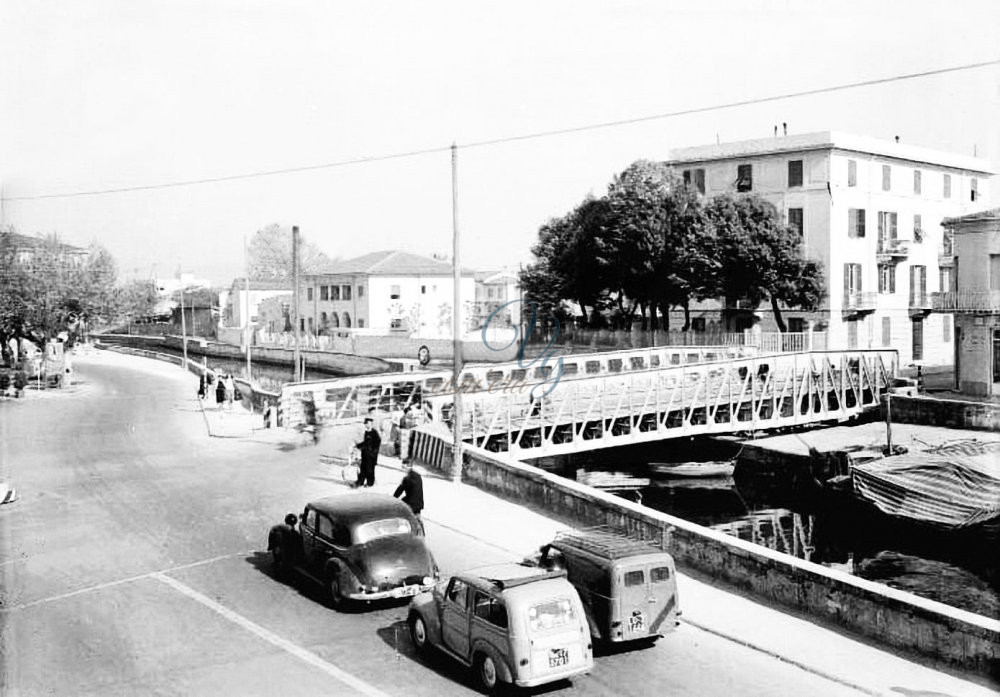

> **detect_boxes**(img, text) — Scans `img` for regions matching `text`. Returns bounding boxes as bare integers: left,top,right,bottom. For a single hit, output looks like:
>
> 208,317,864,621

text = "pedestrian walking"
215,374,226,408
197,373,206,400
224,374,235,410
393,461,424,533
398,406,417,463
354,417,381,488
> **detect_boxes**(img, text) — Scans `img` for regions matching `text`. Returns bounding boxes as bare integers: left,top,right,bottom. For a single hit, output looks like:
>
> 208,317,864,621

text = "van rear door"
618,567,652,640
525,596,588,680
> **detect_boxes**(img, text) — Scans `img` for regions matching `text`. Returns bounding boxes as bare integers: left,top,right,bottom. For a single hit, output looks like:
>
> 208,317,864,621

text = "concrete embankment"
96,333,394,377
409,431,1000,678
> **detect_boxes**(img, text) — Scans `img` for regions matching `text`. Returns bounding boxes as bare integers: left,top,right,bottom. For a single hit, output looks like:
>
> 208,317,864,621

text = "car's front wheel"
409,614,429,654
326,574,345,611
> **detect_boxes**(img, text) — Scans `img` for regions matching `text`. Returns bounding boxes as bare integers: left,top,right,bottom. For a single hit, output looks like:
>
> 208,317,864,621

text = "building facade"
935,209,1000,395
224,278,292,328
665,132,993,365
472,269,521,328
298,251,476,337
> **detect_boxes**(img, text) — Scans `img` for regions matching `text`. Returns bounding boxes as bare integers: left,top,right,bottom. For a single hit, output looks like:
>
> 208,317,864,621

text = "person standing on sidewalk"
197,373,206,400
224,374,236,410
215,374,226,409
397,406,417,463
393,461,424,533
354,417,381,487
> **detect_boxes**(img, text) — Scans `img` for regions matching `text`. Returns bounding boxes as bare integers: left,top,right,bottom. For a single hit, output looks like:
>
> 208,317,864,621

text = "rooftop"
229,278,292,291
665,131,994,174
313,250,476,277
943,207,1000,227
0,231,87,254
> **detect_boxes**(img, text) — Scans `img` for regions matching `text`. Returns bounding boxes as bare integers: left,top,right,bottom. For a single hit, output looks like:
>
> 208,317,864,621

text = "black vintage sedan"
268,492,438,610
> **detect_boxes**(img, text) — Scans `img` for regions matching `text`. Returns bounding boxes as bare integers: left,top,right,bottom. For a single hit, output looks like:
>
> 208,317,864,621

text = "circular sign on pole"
417,345,431,367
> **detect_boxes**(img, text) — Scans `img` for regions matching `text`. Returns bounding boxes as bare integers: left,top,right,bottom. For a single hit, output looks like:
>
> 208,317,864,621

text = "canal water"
534,438,999,619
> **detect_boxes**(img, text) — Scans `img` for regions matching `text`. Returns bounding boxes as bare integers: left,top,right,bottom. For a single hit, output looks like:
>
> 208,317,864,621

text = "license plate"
628,613,645,632
548,648,569,668
392,585,418,598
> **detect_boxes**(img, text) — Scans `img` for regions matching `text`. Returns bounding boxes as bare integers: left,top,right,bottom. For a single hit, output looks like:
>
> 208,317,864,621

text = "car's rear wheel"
475,653,501,694
409,614,429,654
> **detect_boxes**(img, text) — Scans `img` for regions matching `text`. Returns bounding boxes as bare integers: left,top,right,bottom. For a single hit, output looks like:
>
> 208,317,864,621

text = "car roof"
457,563,568,592
308,492,413,525
549,530,672,561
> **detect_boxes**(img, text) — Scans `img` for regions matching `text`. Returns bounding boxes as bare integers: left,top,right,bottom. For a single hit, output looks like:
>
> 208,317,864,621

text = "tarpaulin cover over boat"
851,440,1000,529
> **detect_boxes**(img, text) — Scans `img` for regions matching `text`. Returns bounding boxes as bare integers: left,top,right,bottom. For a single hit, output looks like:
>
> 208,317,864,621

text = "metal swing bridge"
280,344,898,458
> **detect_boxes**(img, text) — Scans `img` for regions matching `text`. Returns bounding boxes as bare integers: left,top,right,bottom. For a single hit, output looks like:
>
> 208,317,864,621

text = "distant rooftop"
230,277,292,291
0,231,87,254
665,131,994,174
313,250,475,277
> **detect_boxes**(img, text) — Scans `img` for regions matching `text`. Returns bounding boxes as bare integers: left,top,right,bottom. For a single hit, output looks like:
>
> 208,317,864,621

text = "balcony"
876,239,910,264
908,291,933,317
932,290,1000,314
842,291,877,317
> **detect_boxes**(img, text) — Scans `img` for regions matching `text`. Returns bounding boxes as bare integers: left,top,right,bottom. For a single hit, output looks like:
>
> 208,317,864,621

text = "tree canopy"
0,232,119,364
247,223,336,282
519,163,824,332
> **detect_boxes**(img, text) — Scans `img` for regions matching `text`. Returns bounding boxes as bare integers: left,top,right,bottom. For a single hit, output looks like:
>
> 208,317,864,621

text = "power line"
6,58,998,203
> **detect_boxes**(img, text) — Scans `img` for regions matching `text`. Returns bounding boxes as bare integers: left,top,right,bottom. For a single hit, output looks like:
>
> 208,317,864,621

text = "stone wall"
885,394,1000,432
413,439,1000,677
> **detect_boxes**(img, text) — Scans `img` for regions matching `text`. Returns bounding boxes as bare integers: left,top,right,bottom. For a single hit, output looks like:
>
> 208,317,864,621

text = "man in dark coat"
393,462,424,533
354,417,381,487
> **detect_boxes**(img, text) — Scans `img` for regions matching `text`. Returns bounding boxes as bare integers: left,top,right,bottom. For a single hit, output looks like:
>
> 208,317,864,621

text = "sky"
2,1,999,286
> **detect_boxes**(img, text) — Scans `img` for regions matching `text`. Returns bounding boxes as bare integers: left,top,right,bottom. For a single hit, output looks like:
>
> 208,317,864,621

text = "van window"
446,579,469,609
473,592,508,629
651,566,672,583
528,598,576,632
624,570,645,587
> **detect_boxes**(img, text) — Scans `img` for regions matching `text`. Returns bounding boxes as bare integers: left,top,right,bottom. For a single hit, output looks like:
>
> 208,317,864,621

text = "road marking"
2,551,250,612
152,572,392,697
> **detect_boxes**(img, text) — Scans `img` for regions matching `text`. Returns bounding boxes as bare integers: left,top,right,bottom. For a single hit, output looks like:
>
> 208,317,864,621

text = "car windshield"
354,517,412,544
527,597,575,632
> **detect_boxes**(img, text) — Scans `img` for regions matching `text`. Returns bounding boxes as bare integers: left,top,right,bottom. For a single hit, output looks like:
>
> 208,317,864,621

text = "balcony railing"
876,239,910,264
932,290,1000,314
843,291,877,315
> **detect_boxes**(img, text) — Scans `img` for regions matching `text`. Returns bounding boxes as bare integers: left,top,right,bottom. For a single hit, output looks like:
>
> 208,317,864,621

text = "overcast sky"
2,1,998,285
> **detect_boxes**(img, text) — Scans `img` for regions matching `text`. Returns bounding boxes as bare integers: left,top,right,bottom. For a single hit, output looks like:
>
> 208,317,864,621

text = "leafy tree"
247,223,336,282
0,232,118,364
705,195,824,332
114,279,160,322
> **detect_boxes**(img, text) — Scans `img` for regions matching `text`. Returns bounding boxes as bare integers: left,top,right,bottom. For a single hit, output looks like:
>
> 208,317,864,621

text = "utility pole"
244,235,252,381
292,225,302,382
885,392,893,454
451,143,463,483
178,268,188,371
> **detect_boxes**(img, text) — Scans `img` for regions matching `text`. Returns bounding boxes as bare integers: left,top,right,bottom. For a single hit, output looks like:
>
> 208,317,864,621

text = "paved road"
1,352,869,696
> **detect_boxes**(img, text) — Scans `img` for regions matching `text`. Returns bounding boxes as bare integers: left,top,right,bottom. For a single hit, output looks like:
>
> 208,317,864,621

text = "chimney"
782,122,787,136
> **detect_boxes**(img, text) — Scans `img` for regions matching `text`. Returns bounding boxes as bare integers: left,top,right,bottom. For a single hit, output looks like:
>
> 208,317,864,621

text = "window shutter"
844,264,851,301
856,265,862,293
890,213,898,240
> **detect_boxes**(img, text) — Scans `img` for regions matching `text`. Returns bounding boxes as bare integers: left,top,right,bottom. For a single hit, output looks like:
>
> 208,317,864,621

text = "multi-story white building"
299,250,476,336
665,131,993,365
223,278,291,328
473,269,521,328
935,208,1000,395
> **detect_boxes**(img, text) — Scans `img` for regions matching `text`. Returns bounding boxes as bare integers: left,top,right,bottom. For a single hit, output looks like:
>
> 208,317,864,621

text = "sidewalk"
197,406,997,696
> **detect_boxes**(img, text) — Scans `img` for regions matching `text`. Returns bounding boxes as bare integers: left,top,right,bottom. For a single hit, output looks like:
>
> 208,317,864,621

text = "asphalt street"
0,351,894,696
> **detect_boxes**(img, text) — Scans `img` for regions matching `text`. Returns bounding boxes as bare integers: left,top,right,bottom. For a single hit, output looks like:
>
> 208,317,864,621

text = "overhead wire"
5,58,999,203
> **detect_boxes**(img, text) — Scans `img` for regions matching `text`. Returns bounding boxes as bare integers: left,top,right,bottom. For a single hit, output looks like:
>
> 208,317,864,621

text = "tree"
247,224,336,282
113,279,159,323
705,195,825,332
0,233,119,364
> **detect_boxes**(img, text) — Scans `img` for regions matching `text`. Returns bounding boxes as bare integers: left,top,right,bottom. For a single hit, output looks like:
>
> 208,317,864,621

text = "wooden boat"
649,460,736,478
576,469,650,491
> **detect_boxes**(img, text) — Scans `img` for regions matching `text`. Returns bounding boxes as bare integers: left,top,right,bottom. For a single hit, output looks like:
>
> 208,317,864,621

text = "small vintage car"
527,530,680,644
407,564,593,693
268,492,438,609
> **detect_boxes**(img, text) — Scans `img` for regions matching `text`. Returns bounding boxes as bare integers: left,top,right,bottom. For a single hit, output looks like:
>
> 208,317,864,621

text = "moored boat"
650,460,736,478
